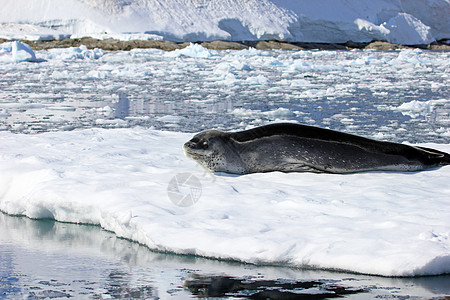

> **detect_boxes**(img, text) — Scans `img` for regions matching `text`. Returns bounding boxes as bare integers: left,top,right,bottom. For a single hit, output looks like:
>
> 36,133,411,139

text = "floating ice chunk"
234,48,270,56
157,115,184,123
214,61,251,75
95,118,128,127
289,60,345,72
0,108,11,118
166,43,219,58
392,48,430,65
231,107,294,120
244,75,269,85
12,41,37,62
214,62,234,75
236,62,251,71
50,70,72,79
299,88,336,99
371,132,395,140
231,108,259,118
86,70,111,79
72,45,104,59
47,45,104,60
278,78,311,87
11,123,26,131
340,118,355,125
438,128,450,137
125,116,151,121
110,66,152,78
290,60,311,71
262,108,295,119
213,61,251,85
215,73,241,85
398,100,431,112
0,41,37,62
269,59,284,66
94,106,114,116
349,55,385,66
393,99,450,119
394,100,432,117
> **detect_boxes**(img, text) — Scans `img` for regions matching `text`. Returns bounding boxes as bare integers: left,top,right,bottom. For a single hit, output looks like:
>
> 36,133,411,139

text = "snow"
0,128,449,277
1,0,449,44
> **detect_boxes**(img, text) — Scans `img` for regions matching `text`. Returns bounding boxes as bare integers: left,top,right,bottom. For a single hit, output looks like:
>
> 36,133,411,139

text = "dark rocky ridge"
1,37,449,51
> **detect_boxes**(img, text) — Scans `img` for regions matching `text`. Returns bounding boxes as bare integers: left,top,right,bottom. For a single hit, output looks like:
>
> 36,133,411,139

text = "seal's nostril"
184,141,195,150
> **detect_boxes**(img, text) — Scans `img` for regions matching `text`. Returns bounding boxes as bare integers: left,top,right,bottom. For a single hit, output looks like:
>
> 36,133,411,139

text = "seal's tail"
417,146,450,166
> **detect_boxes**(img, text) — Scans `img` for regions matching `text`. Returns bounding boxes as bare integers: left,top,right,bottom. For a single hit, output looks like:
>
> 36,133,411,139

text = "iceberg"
0,41,37,62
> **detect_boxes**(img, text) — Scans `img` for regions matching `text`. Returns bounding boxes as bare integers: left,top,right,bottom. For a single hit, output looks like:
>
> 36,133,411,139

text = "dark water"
1,213,449,299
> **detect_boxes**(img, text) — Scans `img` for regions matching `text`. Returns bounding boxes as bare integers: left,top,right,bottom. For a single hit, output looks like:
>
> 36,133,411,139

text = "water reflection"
1,212,449,299
104,270,157,299
183,275,366,299
114,93,130,120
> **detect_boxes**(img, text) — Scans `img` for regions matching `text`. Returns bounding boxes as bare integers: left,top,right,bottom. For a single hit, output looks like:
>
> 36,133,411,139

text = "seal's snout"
183,140,204,158
183,141,194,150
183,141,195,154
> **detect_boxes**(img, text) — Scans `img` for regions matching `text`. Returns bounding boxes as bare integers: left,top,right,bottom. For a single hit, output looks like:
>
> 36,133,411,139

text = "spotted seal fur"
183,123,450,174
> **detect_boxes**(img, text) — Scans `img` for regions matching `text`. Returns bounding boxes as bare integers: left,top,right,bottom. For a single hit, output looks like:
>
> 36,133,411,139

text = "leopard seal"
183,123,450,174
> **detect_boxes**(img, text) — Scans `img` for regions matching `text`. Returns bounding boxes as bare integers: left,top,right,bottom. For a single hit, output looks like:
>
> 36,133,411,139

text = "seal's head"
183,130,245,174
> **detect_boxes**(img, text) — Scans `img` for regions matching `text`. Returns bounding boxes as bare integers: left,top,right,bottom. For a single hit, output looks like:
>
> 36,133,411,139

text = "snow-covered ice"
0,128,449,276
1,0,449,44
0,43,449,277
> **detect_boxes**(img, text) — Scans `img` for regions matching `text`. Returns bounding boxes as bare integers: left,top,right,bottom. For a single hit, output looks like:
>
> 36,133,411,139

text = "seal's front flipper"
280,162,325,173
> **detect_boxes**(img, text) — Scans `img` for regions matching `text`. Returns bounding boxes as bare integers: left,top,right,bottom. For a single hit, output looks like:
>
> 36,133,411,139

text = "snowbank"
0,0,449,44
1,128,449,276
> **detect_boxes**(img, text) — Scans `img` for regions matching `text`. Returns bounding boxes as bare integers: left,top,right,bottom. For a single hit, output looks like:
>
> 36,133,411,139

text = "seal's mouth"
186,152,204,158
183,143,206,158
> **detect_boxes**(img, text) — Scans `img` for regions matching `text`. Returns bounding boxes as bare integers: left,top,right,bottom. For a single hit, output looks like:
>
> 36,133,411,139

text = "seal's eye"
201,141,209,149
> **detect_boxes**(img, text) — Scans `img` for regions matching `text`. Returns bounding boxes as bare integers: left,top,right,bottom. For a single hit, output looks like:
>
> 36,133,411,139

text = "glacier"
0,0,449,44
